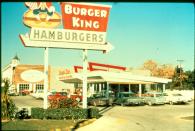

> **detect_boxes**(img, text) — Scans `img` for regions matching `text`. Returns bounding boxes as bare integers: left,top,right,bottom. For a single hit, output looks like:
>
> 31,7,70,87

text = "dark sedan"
114,92,145,106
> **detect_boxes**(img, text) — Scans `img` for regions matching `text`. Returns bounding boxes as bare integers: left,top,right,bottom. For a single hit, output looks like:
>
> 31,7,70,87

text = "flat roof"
59,71,172,84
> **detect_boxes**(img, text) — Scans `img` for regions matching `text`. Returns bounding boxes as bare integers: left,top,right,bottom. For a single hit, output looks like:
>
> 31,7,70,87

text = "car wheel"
148,101,152,106
169,101,173,105
93,101,97,106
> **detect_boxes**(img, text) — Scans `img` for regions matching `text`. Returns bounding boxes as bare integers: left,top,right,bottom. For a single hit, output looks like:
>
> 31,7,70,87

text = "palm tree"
1,78,17,120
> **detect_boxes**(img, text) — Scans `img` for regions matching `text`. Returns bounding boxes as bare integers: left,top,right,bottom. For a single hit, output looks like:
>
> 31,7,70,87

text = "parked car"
88,93,114,106
8,90,19,96
31,90,45,99
114,92,145,106
144,92,165,106
163,92,188,105
172,90,193,102
19,89,30,96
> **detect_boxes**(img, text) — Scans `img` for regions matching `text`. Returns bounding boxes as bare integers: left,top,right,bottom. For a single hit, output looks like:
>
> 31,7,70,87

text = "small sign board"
60,2,111,32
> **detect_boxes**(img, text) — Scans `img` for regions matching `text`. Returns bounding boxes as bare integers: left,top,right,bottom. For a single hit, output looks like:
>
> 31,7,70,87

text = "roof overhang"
59,71,172,84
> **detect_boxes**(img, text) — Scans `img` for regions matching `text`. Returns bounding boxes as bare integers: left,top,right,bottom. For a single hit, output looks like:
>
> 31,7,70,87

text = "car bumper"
125,102,145,105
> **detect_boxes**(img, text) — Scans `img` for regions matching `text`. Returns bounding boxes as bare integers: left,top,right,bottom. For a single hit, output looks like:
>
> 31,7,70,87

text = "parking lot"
78,102,194,131
11,95,194,131
11,95,45,108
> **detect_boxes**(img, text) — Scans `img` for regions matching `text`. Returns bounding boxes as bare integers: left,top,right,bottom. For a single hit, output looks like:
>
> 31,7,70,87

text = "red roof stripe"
88,62,126,71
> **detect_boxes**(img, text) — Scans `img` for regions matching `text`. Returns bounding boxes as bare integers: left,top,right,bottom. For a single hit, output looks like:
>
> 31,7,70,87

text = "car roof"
119,91,135,94
146,92,163,94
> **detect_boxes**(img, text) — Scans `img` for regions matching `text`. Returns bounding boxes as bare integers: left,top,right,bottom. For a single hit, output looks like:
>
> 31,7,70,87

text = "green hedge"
89,108,100,118
31,108,45,119
31,107,99,120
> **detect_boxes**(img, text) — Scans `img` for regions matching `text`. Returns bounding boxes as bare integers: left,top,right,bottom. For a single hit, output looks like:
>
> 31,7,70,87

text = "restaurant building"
2,55,171,96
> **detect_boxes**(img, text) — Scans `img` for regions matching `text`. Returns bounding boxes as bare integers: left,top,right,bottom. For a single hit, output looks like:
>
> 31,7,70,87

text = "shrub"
15,108,29,119
45,108,88,120
70,108,88,119
89,108,100,118
49,98,79,109
31,108,45,119
45,108,65,119
31,107,100,120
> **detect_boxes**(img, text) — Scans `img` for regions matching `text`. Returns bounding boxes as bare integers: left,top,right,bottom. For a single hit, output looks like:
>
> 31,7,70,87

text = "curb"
70,118,97,130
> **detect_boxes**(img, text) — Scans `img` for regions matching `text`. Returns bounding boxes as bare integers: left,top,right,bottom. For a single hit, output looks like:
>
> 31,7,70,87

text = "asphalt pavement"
77,101,194,131
11,95,194,131
11,95,45,108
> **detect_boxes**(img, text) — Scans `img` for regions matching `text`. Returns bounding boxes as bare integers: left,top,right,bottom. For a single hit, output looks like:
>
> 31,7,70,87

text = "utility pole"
177,59,184,90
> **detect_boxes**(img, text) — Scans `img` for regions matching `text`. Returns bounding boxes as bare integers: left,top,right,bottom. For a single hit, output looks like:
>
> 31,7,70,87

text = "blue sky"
1,2,194,71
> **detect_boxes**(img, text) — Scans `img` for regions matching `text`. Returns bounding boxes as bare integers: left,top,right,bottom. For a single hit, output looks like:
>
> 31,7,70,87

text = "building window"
36,84,44,91
19,84,29,91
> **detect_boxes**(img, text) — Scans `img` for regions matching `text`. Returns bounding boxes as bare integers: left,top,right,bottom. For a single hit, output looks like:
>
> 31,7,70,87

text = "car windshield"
60,92,68,96
93,94,103,98
120,93,135,98
163,93,168,96
156,94,163,97
172,94,182,96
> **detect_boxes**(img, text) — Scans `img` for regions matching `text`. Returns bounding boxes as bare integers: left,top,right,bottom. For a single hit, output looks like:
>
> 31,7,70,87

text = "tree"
1,79,17,120
183,69,194,90
143,60,158,76
142,60,174,78
158,64,175,79
171,66,188,90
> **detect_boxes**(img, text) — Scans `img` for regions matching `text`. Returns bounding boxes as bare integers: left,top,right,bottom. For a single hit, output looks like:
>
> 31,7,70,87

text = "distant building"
2,55,74,94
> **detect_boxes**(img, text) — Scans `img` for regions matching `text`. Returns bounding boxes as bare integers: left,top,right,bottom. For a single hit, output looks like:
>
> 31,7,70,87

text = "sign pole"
82,49,88,109
43,47,49,109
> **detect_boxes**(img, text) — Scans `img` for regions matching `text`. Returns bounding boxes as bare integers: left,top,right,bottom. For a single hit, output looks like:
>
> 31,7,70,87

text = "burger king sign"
20,2,113,52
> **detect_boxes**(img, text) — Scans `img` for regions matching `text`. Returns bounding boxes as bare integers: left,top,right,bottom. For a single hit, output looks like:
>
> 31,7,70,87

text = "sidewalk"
76,115,143,131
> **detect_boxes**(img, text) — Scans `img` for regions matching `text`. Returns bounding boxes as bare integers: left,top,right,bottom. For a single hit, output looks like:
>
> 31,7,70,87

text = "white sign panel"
20,34,113,53
21,70,44,82
30,28,106,44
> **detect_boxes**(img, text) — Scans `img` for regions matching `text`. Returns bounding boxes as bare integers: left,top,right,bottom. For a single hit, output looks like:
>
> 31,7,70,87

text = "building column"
16,83,19,93
106,82,109,98
29,83,32,92
91,84,95,95
163,84,166,92
33,84,36,93
129,84,131,92
99,83,102,92
155,84,158,92
139,84,142,97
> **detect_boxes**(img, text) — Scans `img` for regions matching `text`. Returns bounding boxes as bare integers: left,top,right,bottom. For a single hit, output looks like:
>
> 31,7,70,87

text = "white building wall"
2,65,13,82
50,67,74,93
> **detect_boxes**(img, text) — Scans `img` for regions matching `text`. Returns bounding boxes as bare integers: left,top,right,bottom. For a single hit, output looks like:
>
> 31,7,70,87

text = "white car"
144,92,165,106
163,92,188,105
177,91,193,102
31,90,45,99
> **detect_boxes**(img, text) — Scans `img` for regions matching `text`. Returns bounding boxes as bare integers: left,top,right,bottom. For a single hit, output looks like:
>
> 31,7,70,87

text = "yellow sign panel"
23,2,61,28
